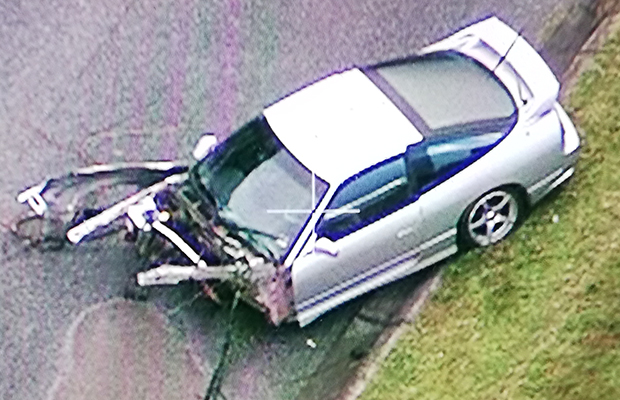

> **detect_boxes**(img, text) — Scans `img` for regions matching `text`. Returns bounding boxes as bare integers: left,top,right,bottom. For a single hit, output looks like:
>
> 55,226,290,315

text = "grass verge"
361,28,620,400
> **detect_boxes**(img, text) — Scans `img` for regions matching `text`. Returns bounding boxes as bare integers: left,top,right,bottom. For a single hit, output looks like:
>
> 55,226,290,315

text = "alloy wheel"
466,189,519,247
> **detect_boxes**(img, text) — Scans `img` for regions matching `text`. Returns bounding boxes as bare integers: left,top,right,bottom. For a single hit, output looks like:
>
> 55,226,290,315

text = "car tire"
458,187,524,249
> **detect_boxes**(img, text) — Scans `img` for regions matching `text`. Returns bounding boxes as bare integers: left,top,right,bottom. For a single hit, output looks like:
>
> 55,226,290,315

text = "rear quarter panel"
415,110,565,245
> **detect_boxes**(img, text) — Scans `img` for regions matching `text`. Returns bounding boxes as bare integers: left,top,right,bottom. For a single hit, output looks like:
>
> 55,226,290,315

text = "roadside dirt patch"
582,332,620,349
48,299,206,400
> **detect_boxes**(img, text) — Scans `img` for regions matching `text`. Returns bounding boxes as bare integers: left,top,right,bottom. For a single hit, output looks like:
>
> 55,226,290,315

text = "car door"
290,154,424,326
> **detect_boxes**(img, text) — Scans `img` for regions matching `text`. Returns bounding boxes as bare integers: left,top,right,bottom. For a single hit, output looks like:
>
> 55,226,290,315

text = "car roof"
263,68,423,185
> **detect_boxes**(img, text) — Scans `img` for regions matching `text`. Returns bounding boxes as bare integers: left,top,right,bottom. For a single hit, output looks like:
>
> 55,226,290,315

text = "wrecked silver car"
14,17,580,327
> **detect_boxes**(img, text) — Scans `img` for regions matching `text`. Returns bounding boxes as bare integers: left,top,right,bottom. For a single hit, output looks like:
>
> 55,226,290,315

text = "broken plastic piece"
136,263,244,286
16,183,49,216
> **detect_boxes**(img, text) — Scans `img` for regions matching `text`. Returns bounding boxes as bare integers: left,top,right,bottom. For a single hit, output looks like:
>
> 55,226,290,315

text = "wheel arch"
496,183,530,210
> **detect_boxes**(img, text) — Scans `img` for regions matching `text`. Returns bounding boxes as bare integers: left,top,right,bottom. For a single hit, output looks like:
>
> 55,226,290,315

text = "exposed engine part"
66,173,187,244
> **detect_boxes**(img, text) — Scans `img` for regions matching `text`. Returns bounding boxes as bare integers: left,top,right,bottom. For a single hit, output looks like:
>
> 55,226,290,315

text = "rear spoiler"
421,16,560,116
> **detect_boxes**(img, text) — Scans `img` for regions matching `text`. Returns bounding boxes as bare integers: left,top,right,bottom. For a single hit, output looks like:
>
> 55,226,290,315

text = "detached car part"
13,162,188,246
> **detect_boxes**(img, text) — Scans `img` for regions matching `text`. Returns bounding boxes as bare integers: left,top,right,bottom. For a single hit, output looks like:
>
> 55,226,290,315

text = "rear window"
374,52,516,131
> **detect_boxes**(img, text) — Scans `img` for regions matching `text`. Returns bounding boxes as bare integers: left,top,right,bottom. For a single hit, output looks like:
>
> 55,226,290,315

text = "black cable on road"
203,290,240,400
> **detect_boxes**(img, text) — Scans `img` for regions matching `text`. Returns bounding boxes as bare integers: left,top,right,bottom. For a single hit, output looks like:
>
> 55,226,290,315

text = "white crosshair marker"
266,133,360,253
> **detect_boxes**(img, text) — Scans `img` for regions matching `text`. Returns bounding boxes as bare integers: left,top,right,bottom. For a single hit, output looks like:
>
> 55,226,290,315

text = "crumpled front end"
128,185,295,325
13,162,295,325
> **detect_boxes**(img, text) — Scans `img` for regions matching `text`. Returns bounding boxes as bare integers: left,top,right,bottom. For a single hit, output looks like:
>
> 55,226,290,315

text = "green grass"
361,30,620,400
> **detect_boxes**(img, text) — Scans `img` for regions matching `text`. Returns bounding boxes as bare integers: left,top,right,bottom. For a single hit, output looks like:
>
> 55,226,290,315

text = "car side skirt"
527,164,577,205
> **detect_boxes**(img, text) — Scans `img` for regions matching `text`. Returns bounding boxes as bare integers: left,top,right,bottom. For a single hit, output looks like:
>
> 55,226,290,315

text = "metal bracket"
136,263,245,286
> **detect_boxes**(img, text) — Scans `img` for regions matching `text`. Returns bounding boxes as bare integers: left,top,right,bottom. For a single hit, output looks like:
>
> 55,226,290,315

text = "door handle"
314,237,339,256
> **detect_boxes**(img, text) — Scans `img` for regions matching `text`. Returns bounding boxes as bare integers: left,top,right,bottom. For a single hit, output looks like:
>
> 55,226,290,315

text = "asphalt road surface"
0,1,580,399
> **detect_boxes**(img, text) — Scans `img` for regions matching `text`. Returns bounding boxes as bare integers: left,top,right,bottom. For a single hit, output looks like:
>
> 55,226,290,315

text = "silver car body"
267,17,580,326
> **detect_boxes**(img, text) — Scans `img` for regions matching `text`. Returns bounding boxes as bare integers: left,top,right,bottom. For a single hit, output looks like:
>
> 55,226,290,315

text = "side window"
406,131,504,191
316,155,411,240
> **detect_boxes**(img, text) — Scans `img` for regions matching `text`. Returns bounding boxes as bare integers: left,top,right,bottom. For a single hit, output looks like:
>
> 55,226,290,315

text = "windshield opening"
191,116,329,260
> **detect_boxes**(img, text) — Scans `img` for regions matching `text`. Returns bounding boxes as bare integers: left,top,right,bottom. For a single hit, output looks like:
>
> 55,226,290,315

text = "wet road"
0,1,578,399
